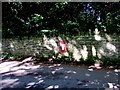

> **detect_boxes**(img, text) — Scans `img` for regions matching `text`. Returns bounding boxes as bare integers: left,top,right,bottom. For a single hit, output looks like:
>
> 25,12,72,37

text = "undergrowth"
1,52,120,69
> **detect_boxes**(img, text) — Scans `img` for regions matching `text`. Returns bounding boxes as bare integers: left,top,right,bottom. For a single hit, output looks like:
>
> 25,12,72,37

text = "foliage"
101,57,120,68
2,2,120,67
1,52,10,59
2,50,120,68
2,2,120,38
1,52,21,60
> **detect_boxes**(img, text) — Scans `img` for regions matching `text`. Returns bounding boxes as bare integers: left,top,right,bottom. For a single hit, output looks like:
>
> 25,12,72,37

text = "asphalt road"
0,61,120,89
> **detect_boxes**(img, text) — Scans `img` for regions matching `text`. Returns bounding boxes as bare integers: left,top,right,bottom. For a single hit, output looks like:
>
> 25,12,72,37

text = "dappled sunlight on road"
0,78,19,88
45,85,59,89
48,64,61,68
66,70,77,74
0,61,119,89
1,33,120,89
55,67,63,71
0,61,23,74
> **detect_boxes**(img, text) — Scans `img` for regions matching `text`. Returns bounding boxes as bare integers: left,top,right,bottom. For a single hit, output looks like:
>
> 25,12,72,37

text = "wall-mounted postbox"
59,41,66,52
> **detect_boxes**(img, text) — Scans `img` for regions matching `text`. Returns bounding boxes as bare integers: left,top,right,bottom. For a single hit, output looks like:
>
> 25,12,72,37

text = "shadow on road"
0,61,119,89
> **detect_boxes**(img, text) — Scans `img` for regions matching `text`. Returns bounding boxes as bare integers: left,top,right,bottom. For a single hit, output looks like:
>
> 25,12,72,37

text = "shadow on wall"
93,28,118,58
42,29,119,61
2,29,119,61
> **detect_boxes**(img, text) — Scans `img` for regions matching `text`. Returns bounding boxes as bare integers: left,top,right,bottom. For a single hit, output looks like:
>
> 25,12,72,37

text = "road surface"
0,61,120,89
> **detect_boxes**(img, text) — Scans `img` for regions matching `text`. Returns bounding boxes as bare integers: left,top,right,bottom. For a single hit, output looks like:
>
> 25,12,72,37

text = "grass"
101,57,120,68
1,52,120,69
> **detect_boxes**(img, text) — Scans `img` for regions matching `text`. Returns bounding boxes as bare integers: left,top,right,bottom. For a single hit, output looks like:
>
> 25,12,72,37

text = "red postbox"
59,41,66,52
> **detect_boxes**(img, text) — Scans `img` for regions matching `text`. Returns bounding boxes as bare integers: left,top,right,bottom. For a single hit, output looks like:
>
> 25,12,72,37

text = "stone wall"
2,33,120,61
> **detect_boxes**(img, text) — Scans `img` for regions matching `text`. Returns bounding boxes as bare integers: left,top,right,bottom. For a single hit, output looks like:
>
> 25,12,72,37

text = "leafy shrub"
101,57,120,68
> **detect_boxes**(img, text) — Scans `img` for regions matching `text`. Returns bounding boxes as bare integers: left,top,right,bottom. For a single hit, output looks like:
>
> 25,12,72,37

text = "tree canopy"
2,2,120,38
